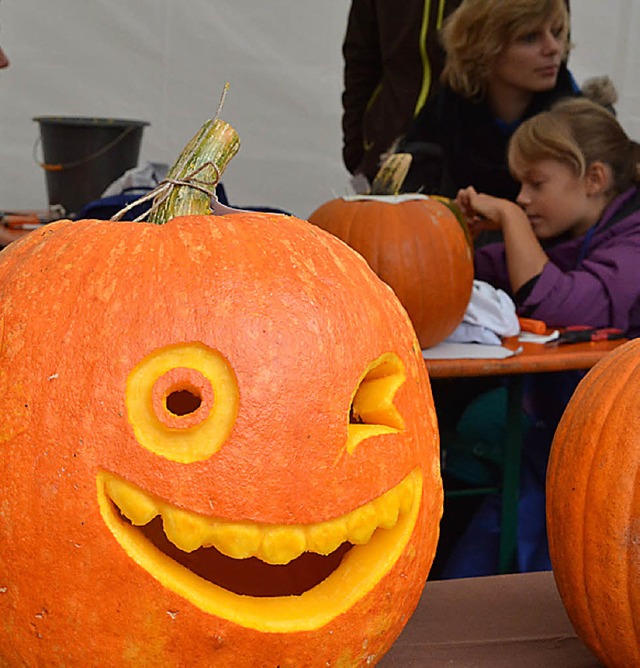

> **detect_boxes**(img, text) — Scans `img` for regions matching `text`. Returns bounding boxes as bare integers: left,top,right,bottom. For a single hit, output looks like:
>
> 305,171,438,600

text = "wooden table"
381,570,602,667
424,337,627,573
0,225,29,248
425,337,625,378
1,210,62,248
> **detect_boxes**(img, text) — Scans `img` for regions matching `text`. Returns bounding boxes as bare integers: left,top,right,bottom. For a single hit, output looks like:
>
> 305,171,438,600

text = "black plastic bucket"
33,116,149,215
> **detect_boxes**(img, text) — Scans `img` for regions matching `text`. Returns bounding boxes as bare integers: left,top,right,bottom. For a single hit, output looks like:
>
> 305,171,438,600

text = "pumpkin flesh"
98,468,422,631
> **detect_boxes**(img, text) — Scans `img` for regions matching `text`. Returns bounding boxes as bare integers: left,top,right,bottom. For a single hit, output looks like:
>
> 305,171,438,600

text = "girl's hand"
455,187,515,238
456,187,549,294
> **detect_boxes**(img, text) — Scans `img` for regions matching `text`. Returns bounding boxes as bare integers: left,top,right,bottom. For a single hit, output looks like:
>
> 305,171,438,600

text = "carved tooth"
374,493,400,529
105,476,159,526
397,475,415,514
346,502,378,544
259,526,307,565
305,518,348,555
161,507,214,553
206,522,262,559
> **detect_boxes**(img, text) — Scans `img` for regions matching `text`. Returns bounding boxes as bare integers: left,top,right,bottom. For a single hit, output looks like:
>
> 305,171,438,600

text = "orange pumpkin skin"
308,195,474,349
0,214,443,667
547,339,640,668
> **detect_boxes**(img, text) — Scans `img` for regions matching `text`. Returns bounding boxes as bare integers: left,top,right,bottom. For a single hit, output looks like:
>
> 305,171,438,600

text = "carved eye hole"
151,367,212,429
346,352,406,454
126,343,239,463
166,388,202,416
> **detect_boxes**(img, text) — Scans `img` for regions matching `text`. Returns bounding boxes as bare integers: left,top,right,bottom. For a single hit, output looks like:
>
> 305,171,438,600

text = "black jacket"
398,63,580,201
341,0,462,182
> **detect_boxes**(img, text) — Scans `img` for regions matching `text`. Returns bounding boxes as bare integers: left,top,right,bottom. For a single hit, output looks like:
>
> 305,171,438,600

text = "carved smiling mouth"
97,469,422,632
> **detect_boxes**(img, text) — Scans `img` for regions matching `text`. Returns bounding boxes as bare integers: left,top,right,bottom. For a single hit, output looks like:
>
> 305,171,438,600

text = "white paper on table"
518,330,560,344
422,341,522,360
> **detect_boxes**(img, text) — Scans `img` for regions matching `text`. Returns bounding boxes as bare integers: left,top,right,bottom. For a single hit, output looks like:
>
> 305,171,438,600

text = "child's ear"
585,161,613,195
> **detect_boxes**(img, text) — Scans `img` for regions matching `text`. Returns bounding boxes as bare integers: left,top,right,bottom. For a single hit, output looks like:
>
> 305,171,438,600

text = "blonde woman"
399,0,576,204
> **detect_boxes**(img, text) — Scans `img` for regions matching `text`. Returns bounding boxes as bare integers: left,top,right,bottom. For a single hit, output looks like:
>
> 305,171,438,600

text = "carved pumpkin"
308,194,474,349
546,339,640,668
0,212,443,666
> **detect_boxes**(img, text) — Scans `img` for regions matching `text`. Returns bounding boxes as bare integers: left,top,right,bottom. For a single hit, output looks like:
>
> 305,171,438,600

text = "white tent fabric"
1,1,639,220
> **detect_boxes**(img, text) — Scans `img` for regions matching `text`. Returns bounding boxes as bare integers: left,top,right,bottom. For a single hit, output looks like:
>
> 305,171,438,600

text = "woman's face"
491,19,566,94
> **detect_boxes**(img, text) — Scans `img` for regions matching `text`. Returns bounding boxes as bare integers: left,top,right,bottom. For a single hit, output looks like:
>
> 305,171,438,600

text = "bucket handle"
33,125,138,172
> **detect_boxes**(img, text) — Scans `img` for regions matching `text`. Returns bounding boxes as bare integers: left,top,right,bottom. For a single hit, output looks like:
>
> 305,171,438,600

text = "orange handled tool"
518,317,547,334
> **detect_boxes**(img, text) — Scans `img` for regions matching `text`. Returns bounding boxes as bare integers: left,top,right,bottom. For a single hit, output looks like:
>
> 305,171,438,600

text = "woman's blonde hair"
441,0,570,99
508,97,640,193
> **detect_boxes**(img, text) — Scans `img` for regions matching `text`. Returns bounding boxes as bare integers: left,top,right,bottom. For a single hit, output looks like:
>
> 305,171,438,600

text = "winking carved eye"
347,352,406,454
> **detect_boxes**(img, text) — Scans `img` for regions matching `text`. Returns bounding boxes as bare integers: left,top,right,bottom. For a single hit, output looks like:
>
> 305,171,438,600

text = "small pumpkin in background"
546,338,640,668
0,118,443,666
308,156,474,350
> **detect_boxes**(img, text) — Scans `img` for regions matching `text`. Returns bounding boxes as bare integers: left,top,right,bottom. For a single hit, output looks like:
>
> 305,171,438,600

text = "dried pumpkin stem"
370,153,412,196
148,118,240,225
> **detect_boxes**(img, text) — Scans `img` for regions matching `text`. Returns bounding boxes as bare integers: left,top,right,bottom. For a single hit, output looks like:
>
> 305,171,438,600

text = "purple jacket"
474,187,640,338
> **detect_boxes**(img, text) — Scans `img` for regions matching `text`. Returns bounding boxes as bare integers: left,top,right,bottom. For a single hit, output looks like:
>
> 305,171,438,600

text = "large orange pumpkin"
0,212,443,666
546,338,640,668
308,194,474,349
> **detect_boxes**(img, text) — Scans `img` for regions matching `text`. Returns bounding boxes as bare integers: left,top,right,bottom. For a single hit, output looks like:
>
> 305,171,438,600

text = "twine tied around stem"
110,83,234,224
109,160,222,223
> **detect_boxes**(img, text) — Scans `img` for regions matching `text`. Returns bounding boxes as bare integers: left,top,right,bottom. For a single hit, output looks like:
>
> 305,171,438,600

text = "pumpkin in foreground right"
546,338,640,668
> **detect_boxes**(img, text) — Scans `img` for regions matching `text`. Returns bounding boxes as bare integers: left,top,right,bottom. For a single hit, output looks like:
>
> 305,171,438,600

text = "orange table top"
1,210,63,248
424,336,627,378
0,225,30,247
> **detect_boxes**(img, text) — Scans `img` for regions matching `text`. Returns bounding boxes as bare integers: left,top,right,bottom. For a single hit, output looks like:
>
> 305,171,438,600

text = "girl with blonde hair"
443,97,640,578
465,96,640,331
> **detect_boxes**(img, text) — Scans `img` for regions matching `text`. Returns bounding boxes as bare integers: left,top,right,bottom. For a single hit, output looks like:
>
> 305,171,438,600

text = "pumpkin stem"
147,118,240,225
370,153,412,196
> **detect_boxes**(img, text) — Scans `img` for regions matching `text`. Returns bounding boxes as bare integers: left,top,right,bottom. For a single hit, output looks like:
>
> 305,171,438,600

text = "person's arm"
518,238,640,331
466,186,640,331
456,187,548,292
341,0,382,175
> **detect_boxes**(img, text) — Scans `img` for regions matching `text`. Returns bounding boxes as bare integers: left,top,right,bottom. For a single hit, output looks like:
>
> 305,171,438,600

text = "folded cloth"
446,280,520,345
101,161,169,197
446,322,503,345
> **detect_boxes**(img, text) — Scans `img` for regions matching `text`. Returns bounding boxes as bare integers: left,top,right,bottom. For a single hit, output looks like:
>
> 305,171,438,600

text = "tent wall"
1,1,638,220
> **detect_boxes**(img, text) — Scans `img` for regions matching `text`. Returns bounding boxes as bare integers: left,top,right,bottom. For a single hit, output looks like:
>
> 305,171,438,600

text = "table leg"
498,375,524,574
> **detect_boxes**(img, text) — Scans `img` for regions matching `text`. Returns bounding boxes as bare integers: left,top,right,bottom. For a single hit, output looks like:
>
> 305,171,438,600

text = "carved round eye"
125,343,239,463
346,352,406,454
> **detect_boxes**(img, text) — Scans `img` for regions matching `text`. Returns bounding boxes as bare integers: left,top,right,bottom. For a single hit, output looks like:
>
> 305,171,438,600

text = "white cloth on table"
445,280,520,345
